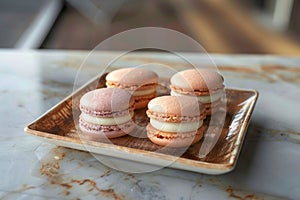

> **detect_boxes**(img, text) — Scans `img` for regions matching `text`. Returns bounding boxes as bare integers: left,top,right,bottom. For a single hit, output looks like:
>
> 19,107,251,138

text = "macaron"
106,68,158,109
79,88,135,139
146,96,206,147
170,69,225,115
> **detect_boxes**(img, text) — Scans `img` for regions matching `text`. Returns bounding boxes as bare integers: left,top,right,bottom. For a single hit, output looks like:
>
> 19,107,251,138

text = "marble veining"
0,50,300,199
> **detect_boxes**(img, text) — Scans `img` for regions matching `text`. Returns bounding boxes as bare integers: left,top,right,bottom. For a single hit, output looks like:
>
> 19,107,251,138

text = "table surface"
1,50,300,200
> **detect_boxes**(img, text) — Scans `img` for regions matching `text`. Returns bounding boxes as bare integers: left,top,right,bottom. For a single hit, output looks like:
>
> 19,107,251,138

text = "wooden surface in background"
41,0,300,55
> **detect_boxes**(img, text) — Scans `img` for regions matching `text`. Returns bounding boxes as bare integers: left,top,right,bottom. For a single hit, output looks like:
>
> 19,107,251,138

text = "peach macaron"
146,96,206,147
170,69,225,115
106,68,158,109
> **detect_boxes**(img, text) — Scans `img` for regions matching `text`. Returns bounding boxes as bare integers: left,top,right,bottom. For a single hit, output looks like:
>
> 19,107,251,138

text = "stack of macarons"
79,67,225,148
106,68,159,109
170,69,225,115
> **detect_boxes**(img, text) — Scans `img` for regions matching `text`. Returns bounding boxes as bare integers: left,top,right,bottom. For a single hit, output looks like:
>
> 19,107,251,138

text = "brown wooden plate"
25,74,258,174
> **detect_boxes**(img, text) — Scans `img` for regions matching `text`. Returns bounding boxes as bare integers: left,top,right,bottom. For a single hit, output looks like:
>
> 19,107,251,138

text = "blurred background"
1,0,300,55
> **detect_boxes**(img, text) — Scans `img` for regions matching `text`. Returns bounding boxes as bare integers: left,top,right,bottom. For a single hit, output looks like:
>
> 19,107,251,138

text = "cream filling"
150,119,203,132
132,88,156,96
81,112,133,125
170,90,223,103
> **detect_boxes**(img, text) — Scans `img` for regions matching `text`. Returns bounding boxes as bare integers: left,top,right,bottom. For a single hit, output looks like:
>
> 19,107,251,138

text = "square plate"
25,74,258,175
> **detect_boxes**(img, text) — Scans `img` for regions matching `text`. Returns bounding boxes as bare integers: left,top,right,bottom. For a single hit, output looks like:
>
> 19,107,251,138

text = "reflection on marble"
0,50,300,199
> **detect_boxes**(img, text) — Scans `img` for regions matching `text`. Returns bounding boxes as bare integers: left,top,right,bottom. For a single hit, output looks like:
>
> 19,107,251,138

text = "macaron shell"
80,88,134,116
79,119,135,139
146,109,206,123
146,124,204,147
170,85,223,96
170,69,224,93
147,96,205,119
106,81,157,91
79,125,129,139
106,68,158,86
134,99,149,109
134,93,156,109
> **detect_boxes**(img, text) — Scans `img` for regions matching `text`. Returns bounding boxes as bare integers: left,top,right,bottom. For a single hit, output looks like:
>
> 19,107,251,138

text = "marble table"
1,50,300,199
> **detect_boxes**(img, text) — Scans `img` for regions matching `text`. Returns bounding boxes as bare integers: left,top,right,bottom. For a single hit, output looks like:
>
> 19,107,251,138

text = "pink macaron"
106,68,159,109
146,96,206,147
170,69,225,115
79,88,135,139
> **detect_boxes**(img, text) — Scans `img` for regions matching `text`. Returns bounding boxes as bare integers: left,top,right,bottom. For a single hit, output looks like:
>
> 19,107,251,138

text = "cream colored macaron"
170,69,225,115
146,96,206,147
